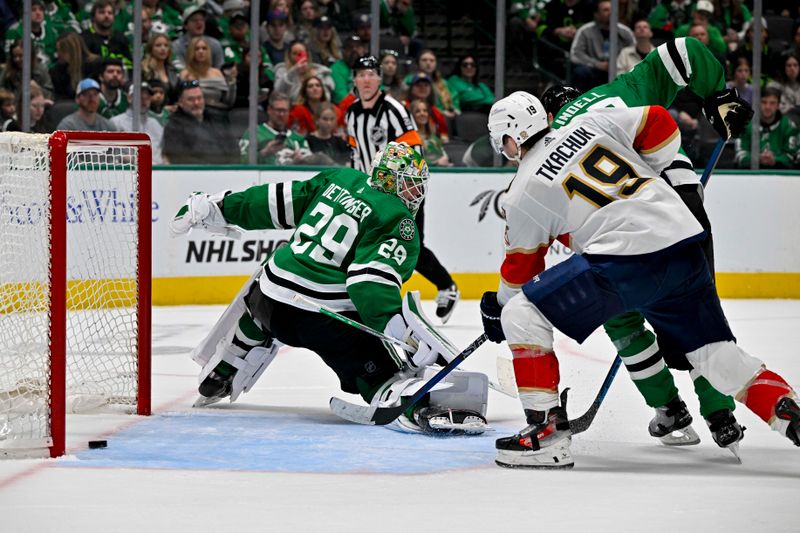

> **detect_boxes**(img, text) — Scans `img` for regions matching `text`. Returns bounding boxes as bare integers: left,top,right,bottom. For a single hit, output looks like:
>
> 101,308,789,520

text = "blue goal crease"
58,411,504,474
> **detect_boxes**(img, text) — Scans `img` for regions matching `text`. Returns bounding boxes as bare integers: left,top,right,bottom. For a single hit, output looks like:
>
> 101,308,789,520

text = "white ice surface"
1,299,799,533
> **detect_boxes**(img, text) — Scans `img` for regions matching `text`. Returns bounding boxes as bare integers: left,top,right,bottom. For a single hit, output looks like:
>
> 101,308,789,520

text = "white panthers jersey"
498,106,703,304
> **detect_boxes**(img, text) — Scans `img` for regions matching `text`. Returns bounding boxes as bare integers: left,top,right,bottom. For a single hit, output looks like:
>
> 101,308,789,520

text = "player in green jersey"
171,142,489,435
538,37,753,453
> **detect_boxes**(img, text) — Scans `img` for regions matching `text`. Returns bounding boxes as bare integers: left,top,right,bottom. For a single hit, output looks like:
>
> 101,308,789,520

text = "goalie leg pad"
425,368,489,417
229,340,281,402
191,268,261,368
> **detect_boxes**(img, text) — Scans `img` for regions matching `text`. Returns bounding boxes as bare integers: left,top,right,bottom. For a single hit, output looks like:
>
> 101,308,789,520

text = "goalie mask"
368,142,429,214
488,91,548,161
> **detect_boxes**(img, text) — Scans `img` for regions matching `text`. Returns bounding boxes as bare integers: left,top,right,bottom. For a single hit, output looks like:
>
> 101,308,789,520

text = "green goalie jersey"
221,167,420,332
553,37,725,126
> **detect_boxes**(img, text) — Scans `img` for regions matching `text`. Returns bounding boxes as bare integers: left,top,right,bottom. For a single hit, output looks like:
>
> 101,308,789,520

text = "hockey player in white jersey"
479,91,800,468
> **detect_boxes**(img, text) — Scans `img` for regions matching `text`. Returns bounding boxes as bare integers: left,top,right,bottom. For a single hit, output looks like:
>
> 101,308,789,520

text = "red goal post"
0,131,152,458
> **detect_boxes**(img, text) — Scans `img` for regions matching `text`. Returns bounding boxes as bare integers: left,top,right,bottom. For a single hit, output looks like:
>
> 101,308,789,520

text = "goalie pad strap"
230,342,281,402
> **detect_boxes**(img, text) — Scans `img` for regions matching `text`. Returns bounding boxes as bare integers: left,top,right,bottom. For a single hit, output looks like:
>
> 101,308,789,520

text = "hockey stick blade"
331,334,489,426
567,355,622,435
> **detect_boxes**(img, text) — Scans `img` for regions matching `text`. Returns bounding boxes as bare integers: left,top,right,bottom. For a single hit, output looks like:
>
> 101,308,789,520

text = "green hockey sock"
693,375,735,419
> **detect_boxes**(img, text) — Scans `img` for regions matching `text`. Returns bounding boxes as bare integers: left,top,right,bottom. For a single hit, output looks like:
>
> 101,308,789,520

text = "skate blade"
193,394,224,408
495,460,575,470
726,441,742,463
658,425,701,446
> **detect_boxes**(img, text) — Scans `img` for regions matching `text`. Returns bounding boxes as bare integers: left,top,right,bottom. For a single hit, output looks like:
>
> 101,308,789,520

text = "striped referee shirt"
346,92,423,172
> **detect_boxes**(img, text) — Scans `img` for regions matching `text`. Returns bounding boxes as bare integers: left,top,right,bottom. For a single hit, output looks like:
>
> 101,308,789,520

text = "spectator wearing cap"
330,34,366,105
81,0,132,64
97,58,128,119
162,79,239,164
380,0,423,59
570,0,634,92
220,10,255,65
110,82,165,164
239,91,310,164
380,49,407,101
405,72,448,142
403,49,458,118
172,6,225,70
180,36,236,110
57,78,117,131
674,1,726,57
353,13,371,43
263,9,292,65
273,41,335,102
4,0,60,68
309,16,342,67
446,54,494,113
217,0,247,41
316,0,351,34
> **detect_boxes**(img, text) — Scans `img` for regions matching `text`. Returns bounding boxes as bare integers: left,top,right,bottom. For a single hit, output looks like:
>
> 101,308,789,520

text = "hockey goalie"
170,142,489,435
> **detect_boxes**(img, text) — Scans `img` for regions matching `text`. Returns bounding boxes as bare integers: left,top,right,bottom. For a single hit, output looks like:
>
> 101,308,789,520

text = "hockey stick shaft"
370,333,488,425
567,142,724,434
291,293,416,352
567,355,622,434
700,138,725,187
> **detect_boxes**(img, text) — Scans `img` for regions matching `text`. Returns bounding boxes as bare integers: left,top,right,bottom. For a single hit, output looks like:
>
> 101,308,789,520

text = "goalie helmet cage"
0,131,152,458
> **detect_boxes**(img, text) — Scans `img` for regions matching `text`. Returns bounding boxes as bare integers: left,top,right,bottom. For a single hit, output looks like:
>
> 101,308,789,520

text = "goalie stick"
330,334,488,425
292,293,516,398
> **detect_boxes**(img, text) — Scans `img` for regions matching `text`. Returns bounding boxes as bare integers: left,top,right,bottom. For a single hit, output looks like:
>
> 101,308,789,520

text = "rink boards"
149,167,800,303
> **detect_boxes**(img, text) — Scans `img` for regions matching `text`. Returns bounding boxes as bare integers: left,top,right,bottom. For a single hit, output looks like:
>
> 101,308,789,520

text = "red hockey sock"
511,346,560,393
741,369,795,423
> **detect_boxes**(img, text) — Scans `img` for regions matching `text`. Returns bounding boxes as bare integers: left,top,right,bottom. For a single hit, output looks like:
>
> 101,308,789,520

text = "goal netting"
0,131,151,458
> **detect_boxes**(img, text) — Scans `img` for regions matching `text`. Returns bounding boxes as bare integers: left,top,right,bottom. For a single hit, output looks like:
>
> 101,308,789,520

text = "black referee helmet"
353,55,382,76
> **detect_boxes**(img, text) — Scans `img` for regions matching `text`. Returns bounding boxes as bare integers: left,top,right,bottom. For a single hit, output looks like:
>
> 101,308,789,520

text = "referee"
346,56,460,323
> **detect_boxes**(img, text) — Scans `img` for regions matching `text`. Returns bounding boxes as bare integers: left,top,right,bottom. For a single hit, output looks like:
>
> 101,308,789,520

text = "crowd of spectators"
0,0,797,168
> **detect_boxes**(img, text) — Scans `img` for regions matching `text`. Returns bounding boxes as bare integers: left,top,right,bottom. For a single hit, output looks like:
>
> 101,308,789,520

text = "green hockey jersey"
553,37,725,129
221,167,420,331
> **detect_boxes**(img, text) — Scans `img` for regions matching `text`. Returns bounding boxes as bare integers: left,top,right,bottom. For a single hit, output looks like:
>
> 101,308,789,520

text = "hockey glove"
170,190,242,239
702,88,754,140
480,291,505,343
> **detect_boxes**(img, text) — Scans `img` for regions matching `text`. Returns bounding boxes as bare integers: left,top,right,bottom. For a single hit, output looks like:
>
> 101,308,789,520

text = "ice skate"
495,407,574,469
705,409,745,462
774,396,800,446
435,283,459,324
193,368,234,408
649,395,701,446
388,406,488,435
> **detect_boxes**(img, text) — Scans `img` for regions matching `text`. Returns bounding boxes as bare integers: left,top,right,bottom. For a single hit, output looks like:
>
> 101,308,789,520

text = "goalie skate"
649,395,701,446
193,370,233,408
387,407,488,436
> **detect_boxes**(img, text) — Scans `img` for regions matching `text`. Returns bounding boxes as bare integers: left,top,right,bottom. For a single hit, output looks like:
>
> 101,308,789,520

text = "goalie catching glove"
170,190,242,239
702,88,754,140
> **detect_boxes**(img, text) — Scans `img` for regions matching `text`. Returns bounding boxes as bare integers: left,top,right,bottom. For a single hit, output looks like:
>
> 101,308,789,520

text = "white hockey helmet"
488,91,548,160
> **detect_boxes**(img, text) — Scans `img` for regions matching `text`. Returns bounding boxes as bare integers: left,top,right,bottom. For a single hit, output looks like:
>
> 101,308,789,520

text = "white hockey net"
0,132,148,456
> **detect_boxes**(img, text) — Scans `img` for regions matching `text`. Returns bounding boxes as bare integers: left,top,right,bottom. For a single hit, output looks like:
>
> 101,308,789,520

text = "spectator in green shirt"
446,55,494,114
735,86,799,169
674,1,727,58
239,91,311,164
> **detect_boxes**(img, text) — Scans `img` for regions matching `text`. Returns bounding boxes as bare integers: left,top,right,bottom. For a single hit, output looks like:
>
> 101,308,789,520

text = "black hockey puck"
88,440,108,449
